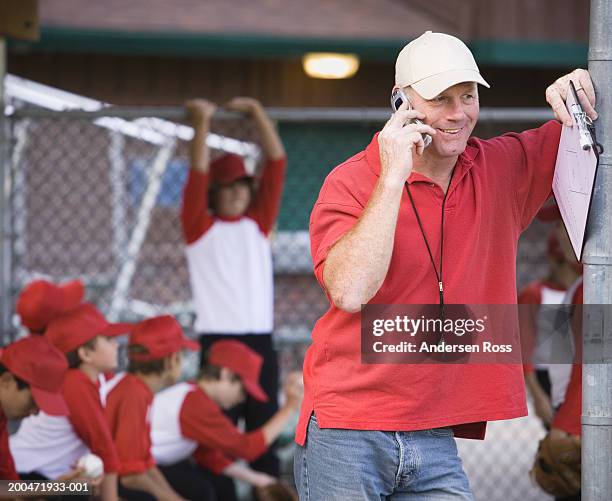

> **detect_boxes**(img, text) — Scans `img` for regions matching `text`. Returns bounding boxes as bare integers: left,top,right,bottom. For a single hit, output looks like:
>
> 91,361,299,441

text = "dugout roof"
9,0,589,67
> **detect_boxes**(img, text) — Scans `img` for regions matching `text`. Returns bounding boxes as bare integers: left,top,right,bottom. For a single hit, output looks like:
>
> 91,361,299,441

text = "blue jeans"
294,413,474,500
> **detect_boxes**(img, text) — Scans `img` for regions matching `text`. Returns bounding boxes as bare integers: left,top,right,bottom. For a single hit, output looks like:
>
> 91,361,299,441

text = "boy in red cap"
16,278,84,334
104,315,201,501
9,303,130,500
151,340,303,501
182,97,287,477
0,335,68,480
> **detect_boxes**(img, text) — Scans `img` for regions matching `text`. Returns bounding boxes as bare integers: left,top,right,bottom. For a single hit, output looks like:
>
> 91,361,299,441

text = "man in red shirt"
105,315,200,501
0,335,68,480
151,340,302,501
296,30,598,500
10,303,131,501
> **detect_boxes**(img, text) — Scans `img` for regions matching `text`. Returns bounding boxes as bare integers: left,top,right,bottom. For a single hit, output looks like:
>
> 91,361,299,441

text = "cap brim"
243,379,269,403
411,69,490,100
31,386,69,416
60,280,85,312
182,338,200,352
100,322,133,337
216,175,254,187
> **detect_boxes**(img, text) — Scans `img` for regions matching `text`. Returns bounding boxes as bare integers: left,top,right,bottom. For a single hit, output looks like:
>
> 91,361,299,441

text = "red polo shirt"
297,121,562,445
105,374,155,475
0,408,19,480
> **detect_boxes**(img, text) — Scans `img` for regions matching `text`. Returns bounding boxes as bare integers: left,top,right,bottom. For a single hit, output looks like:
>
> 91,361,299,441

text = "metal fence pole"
11,105,556,124
0,38,12,345
583,0,612,499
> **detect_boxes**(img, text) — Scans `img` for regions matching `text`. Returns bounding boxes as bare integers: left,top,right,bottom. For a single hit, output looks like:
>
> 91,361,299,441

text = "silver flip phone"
390,89,432,148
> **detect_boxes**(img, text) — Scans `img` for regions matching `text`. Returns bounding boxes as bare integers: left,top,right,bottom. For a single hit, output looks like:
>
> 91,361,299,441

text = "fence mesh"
5,106,555,500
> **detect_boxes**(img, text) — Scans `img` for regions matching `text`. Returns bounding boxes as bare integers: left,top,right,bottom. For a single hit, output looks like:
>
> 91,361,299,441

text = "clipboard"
552,81,601,261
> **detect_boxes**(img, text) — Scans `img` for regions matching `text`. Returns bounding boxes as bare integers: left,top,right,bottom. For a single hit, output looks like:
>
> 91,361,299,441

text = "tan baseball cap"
395,31,489,99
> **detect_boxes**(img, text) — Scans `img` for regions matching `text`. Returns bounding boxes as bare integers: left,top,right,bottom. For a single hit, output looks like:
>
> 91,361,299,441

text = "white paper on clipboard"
552,84,599,261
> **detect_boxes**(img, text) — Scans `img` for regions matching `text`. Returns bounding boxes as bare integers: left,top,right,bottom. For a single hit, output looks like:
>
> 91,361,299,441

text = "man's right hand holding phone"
378,100,437,186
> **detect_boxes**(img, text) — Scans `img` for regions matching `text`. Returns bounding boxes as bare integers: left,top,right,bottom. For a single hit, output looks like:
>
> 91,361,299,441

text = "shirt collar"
216,215,243,222
365,132,479,185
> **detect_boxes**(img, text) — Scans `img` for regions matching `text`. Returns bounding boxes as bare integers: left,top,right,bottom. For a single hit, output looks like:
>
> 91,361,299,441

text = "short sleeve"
309,202,362,290
485,120,562,231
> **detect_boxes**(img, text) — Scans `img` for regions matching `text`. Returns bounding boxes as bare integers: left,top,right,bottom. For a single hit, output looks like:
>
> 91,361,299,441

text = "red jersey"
105,373,155,475
63,369,120,473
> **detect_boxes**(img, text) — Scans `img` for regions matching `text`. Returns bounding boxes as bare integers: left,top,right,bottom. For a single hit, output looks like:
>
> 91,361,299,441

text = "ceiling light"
302,53,360,79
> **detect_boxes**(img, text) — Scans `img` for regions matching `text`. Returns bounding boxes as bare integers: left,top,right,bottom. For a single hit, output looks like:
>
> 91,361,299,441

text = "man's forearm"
323,176,404,312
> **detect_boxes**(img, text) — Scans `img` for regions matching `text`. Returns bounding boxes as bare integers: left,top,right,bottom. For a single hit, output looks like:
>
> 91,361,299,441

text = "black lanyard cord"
405,168,455,321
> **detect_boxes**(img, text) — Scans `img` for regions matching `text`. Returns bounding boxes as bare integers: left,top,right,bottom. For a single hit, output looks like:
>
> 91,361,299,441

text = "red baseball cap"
0,336,69,416
207,340,268,402
17,279,85,333
210,153,252,187
129,315,199,361
45,303,133,354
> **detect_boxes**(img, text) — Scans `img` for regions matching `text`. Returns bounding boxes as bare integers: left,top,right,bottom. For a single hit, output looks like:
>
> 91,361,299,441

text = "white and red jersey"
10,412,88,480
181,158,287,334
151,383,198,465
518,280,568,372
9,370,119,479
552,278,583,436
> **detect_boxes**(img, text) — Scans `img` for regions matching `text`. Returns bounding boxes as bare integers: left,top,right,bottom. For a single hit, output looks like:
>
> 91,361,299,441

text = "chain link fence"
3,85,557,499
